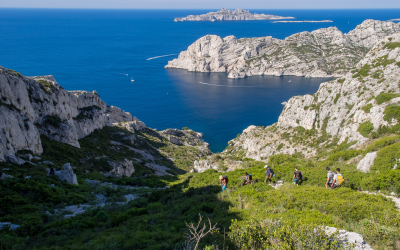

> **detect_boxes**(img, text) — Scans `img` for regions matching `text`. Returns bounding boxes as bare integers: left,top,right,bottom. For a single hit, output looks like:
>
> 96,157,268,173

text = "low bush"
362,103,373,113
357,121,374,137
383,105,400,122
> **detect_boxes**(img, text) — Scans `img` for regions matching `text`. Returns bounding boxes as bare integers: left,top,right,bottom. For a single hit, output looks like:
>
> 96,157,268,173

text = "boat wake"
118,73,128,76
147,54,178,60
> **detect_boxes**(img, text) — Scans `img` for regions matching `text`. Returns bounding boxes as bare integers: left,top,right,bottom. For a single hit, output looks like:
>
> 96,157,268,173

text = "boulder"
6,155,26,165
0,222,20,231
114,118,146,132
169,136,182,145
325,227,372,249
193,160,218,173
54,163,78,185
110,159,135,177
357,152,377,173
20,154,33,161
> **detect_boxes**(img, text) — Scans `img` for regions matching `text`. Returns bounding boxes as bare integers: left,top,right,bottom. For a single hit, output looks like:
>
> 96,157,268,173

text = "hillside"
2,34,400,249
166,20,400,78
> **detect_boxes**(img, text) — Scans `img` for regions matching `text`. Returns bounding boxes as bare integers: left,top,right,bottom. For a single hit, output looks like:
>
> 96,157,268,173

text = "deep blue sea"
1,9,399,152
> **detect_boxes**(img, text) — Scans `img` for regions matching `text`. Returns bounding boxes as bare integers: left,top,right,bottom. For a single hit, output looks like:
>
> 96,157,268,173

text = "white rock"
6,155,26,165
110,159,135,177
325,227,372,249
54,163,78,185
20,154,33,161
0,222,20,230
357,152,377,173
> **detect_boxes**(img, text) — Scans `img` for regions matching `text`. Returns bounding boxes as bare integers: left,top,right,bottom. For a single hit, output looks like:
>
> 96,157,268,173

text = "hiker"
0,171,4,181
292,167,303,186
264,165,274,183
49,167,55,176
331,168,344,189
242,172,252,185
325,167,335,188
220,175,228,192
18,173,24,179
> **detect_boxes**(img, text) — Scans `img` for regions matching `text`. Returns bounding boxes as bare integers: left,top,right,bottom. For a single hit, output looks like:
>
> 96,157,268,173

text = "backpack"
295,171,302,180
248,174,252,181
337,174,344,186
223,175,229,185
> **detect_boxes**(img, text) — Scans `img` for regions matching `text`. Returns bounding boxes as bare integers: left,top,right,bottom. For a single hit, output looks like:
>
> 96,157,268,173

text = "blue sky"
0,0,399,9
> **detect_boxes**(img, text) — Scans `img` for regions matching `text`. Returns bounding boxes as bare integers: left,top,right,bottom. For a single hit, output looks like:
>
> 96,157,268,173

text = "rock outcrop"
0,67,133,161
174,8,294,22
109,159,135,177
166,20,400,78
54,163,78,185
325,227,373,249
205,32,400,163
357,152,377,172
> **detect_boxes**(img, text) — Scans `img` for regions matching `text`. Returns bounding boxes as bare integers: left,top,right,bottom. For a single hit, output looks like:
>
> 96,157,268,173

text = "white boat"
288,80,292,82
281,101,287,105
131,77,135,82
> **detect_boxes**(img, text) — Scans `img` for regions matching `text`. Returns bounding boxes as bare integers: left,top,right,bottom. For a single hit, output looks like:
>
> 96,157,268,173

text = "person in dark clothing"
325,167,335,188
242,172,252,185
292,167,303,186
0,171,4,181
49,167,55,176
264,165,274,183
18,173,24,179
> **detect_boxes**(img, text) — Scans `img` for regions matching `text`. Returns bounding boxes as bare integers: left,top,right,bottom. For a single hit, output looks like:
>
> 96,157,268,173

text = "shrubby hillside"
1,32,400,249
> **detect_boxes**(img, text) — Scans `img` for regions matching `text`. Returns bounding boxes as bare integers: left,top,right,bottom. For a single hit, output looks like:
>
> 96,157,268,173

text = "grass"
362,103,373,113
383,105,400,122
375,92,400,104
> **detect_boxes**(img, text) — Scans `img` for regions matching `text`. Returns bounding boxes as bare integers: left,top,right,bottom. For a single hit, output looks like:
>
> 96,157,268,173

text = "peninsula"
174,8,294,22
166,19,400,78
272,20,333,23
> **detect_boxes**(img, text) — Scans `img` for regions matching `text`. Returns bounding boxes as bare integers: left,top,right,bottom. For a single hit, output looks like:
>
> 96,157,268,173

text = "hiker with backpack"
219,175,228,192
292,167,303,186
242,172,252,185
264,165,274,183
331,168,344,189
325,167,335,188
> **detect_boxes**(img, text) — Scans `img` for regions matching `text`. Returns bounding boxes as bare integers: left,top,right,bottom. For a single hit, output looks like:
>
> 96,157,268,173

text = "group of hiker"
219,165,344,191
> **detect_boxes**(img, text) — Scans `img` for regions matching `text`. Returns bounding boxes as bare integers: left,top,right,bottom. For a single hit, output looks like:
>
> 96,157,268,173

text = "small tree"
183,214,218,250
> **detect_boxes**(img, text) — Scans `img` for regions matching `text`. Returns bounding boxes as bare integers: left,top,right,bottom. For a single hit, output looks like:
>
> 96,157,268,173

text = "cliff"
166,19,400,78
224,32,400,161
174,8,294,22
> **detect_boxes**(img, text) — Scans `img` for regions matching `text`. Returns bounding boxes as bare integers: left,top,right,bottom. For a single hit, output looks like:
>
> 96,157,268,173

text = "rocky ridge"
166,20,400,78
195,32,400,168
174,8,294,22
0,69,133,161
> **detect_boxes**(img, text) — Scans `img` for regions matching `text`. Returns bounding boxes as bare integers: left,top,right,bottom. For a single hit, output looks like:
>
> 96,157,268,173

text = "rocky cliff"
0,68,134,161
221,32,400,161
166,20,400,78
174,8,294,22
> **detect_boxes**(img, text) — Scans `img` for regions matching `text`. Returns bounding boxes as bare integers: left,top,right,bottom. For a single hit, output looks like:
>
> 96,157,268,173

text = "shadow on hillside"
0,177,239,249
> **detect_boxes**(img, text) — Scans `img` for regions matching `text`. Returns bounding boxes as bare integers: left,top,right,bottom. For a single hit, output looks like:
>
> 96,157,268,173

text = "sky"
1,0,400,9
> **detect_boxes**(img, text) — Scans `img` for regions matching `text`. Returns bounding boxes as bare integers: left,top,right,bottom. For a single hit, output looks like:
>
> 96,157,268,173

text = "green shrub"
357,121,374,137
362,103,373,113
383,105,400,122
333,93,340,104
337,78,345,83
43,115,63,128
384,42,400,50
365,135,400,153
276,143,284,151
375,92,400,104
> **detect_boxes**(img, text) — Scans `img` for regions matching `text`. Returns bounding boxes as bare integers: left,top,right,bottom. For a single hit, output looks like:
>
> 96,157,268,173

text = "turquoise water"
1,9,399,151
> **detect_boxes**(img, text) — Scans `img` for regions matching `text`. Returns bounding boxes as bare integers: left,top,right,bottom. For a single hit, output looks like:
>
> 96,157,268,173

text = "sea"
1,9,399,152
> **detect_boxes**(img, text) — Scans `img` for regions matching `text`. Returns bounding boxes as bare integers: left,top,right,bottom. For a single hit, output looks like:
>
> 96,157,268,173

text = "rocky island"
174,8,294,22
272,20,333,23
166,19,400,78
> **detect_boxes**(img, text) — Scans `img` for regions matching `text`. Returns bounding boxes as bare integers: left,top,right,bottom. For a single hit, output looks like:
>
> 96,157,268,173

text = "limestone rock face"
0,67,133,161
357,152,377,173
174,8,294,22
219,32,400,162
110,159,135,177
169,136,182,145
114,118,146,133
55,163,78,185
193,160,218,173
166,20,400,79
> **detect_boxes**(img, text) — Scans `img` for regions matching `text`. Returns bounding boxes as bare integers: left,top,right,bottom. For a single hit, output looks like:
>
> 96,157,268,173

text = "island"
174,8,295,22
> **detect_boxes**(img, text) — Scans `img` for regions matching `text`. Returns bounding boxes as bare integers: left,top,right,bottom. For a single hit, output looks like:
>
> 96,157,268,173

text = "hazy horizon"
1,0,400,10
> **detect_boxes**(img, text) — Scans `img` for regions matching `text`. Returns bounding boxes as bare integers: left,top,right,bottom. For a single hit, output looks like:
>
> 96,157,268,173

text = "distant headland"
174,8,295,22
